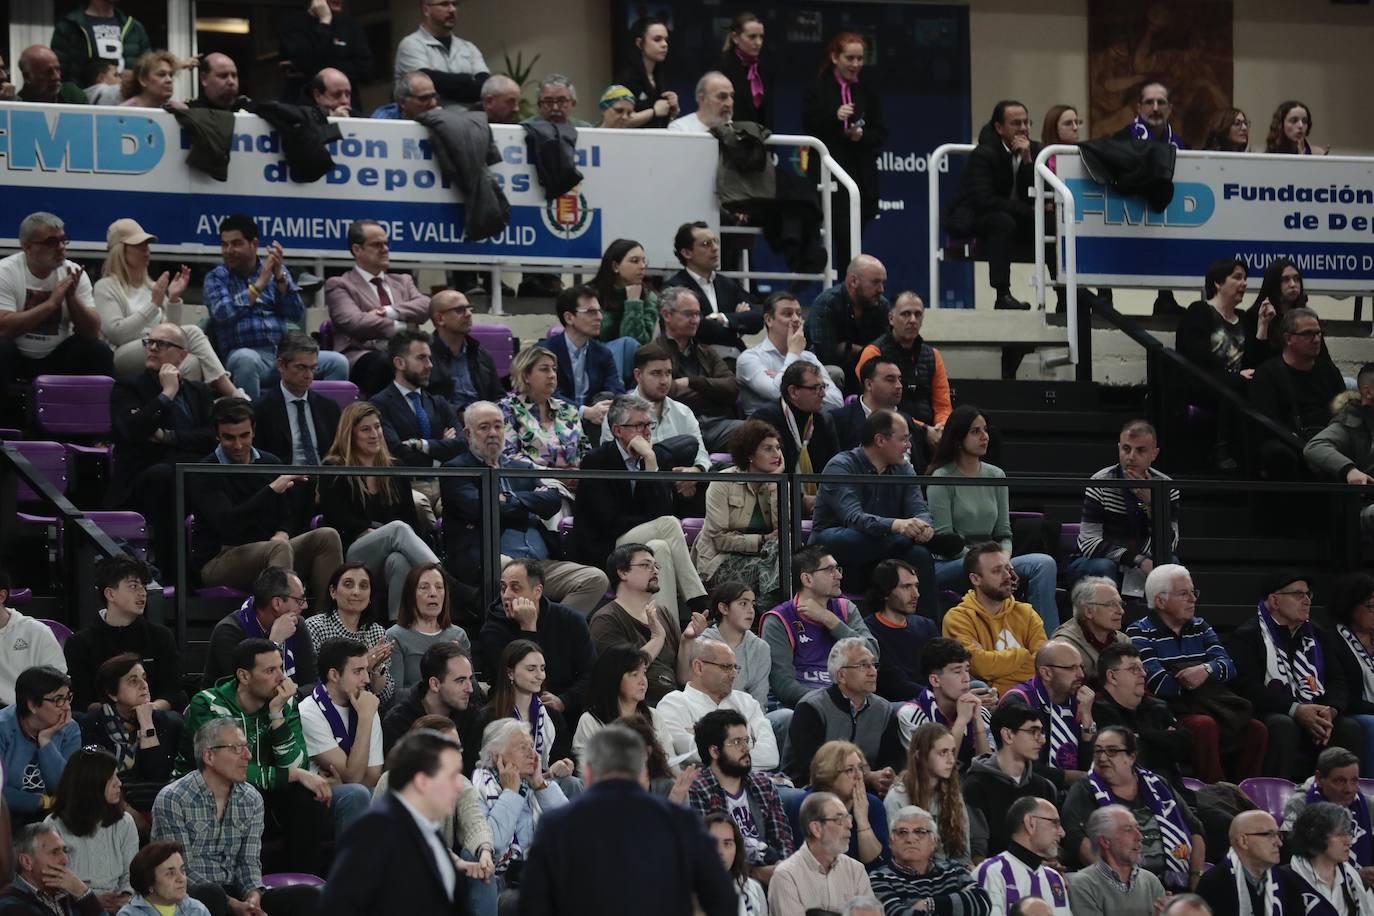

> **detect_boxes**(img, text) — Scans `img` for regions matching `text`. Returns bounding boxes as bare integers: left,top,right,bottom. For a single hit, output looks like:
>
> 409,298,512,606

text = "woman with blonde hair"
93,219,237,395
119,51,178,108
884,723,973,865
320,401,439,618
795,739,890,868
500,344,586,468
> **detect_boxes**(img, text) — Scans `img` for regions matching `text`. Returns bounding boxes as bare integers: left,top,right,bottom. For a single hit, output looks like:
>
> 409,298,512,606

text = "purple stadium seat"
1181,777,1206,792
9,441,149,558
1009,511,1045,521
800,519,813,545
1057,523,1081,563
310,380,359,411
708,452,731,467
1238,777,1297,821
681,518,704,547
1361,778,1374,797
31,375,115,438
558,517,574,548
546,325,563,338
36,618,73,646
9,589,32,606
843,394,857,405
10,440,68,513
262,873,325,888
470,324,515,379
316,320,335,351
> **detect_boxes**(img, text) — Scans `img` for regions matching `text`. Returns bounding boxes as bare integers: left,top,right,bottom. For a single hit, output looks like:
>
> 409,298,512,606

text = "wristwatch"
141,727,157,739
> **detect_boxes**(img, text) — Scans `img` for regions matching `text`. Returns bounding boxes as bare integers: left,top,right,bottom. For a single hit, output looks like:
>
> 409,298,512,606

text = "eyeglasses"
814,564,843,575
1016,726,1045,737
1092,746,1130,758
892,827,935,839
817,813,855,825
1085,600,1124,610
276,594,309,607
1233,117,1250,127
42,693,73,707
1031,814,1063,827
616,421,652,431
575,307,603,317
1111,664,1148,677
792,383,827,392
628,561,660,572
1290,329,1324,339
1043,662,1084,672
142,338,185,351
31,235,69,248
538,97,574,108
1274,589,1314,601
1171,588,1202,600
723,735,756,749
702,660,743,674
210,742,250,755
1141,98,1170,108
1244,830,1281,839
841,660,879,672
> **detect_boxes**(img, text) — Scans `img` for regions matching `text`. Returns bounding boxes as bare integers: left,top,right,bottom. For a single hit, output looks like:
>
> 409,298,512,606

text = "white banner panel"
1055,151,1374,292
0,102,720,269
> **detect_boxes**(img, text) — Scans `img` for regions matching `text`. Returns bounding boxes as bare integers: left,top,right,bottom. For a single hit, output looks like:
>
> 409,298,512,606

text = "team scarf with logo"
515,693,546,764
1005,676,1079,769
1304,780,1374,867
1337,624,1374,703
986,852,1067,910
908,689,980,762
235,597,297,678
1128,114,1183,149
1089,766,1193,888
1222,847,1283,916
1258,601,1325,702
310,682,358,753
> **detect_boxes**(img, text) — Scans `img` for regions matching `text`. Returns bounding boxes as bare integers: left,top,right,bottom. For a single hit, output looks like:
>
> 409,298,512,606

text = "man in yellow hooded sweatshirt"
942,542,1047,693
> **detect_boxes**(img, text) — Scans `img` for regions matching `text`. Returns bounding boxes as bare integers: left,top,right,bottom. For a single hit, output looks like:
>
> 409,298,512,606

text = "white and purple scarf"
235,597,297,679
1005,676,1079,769
310,683,358,753
1128,114,1183,149
1221,847,1283,916
1258,602,1325,702
1337,624,1374,704
1089,767,1193,888
1305,779,1374,867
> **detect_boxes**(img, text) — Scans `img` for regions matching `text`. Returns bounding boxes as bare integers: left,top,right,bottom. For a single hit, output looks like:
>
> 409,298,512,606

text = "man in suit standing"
664,221,761,354
324,219,431,397
518,724,736,916
546,285,619,423
320,728,478,915
427,290,503,415
252,331,343,466
945,100,1042,311
109,322,217,571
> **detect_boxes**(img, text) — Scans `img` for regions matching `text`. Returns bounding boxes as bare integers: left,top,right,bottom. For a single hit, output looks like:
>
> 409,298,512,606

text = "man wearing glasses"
974,796,1071,916
871,805,992,913
324,219,433,398
1001,639,1097,792
963,704,1058,859
1250,307,1345,481
525,74,591,127
0,211,113,390
769,791,873,915
393,0,489,108
0,665,80,825
1196,809,1285,915
548,285,621,424
1092,643,1196,791
658,639,780,771
200,567,319,693
108,322,217,569
1052,577,1132,686
686,709,794,883
1126,564,1266,784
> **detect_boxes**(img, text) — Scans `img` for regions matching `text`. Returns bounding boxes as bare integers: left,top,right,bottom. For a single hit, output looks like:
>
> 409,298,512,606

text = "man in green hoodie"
50,0,150,80
177,637,334,877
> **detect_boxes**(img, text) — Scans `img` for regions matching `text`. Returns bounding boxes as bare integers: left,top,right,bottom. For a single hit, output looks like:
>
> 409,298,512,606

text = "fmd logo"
0,109,164,174
1066,179,1215,227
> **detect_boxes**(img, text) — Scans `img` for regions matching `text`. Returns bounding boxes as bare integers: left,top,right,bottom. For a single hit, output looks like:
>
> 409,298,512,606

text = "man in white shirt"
736,292,842,415
656,638,779,770
600,341,709,490
0,211,113,387
323,219,431,397
299,637,382,836
769,792,873,916
668,71,734,133
0,566,67,707
393,0,488,108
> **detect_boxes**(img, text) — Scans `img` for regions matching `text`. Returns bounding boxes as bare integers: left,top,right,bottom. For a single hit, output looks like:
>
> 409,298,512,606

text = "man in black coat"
664,220,761,351
518,725,736,916
251,332,342,466
320,730,474,916
945,100,1043,311
278,0,373,110
108,322,217,570
827,354,905,451
370,329,466,467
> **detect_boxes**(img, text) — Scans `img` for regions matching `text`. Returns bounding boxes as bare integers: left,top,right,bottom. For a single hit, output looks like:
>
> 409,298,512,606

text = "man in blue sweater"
811,409,938,616
862,559,937,703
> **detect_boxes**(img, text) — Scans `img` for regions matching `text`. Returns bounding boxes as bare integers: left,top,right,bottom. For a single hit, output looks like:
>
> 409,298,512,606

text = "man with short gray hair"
654,285,743,451
1068,804,1167,916
1279,745,1374,877
0,822,103,914
519,724,738,914
770,791,873,916
0,211,113,388
378,70,439,120
869,806,991,911
527,74,590,127
787,638,902,790
480,73,520,123
669,71,735,132
840,896,884,916
1052,577,1131,686
1250,306,1345,479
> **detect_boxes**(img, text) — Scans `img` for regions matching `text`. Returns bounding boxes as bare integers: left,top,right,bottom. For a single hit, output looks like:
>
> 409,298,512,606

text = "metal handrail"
926,143,977,310
1034,146,1079,361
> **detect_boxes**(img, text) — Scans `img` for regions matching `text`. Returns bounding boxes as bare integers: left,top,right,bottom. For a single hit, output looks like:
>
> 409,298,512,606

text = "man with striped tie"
975,796,1071,916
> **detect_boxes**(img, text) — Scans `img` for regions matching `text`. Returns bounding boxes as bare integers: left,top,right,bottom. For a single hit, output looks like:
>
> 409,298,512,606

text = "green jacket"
600,287,658,345
18,82,89,104
174,676,307,791
50,6,151,80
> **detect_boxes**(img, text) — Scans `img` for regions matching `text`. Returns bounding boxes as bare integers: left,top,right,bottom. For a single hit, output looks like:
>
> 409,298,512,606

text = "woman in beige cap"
94,218,239,396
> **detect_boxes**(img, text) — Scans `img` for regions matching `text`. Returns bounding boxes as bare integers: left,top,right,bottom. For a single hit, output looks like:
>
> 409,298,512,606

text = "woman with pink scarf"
718,12,772,128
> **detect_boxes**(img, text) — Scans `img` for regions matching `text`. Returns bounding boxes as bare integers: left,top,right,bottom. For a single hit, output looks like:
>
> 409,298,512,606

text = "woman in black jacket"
77,653,181,814
616,16,679,129
1329,573,1374,775
802,31,888,264
717,12,772,128
319,401,439,618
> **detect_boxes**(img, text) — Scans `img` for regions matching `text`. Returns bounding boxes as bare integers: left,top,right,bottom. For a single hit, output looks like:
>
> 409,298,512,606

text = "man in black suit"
320,729,476,916
752,361,840,515
251,331,343,466
519,724,736,916
109,322,217,570
664,220,762,353
828,354,905,451
547,285,621,417
945,100,1042,311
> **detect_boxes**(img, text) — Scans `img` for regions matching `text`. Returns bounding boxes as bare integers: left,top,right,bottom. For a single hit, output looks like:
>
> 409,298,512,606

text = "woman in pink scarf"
718,12,771,128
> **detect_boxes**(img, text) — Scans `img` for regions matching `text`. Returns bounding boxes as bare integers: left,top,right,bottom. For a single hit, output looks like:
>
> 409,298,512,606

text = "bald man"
426,290,502,413
1001,639,1097,789
109,322,218,567
17,45,87,104
309,66,352,117
190,52,242,110
668,71,734,133
1197,810,1283,916
480,74,521,124
1159,895,1214,916
805,254,891,392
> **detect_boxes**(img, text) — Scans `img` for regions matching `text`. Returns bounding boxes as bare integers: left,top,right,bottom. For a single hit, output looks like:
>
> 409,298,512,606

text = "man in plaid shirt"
152,716,320,915
204,214,348,400
686,709,794,884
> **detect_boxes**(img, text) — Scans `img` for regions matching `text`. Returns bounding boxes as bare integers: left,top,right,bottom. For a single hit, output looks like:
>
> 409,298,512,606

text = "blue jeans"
1067,555,1121,587
808,527,937,621
330,782,372,836
463,850,500,916
1351,715,1374,777
226,346,349,400
935,552,1060,633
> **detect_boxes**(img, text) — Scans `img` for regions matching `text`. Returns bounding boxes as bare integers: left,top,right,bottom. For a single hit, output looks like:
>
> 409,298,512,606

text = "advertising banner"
1056,151,1374,292
0,102,719,269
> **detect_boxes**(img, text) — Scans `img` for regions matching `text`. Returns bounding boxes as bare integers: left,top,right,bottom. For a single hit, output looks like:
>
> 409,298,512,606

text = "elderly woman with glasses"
870,806,991,914
786,740,890,870
93,218,238,395
1061,726,1205,892
1284,801,1374,915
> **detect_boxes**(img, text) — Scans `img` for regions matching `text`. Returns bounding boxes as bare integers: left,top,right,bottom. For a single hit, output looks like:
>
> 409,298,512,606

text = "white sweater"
0,608,67,706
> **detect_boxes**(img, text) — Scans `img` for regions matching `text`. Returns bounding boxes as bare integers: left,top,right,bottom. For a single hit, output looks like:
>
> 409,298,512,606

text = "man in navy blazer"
519,724,736,916
251,332,344,465
320,729,476,916
664,221,762,351
547,285,622,422
370,329,467,467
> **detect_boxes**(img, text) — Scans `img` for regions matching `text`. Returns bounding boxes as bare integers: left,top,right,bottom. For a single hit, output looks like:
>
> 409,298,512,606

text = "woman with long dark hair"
592,238,658,347
385,562,471,693
1203,107,1250,151
304,562,394,704
705,811,769,915
570,645,673,770
45,747,138,911
485,639,574,779
927,404,1060,631
802,32,887,265
718,12,771,127
1266,101,1328,155
616,17,679,129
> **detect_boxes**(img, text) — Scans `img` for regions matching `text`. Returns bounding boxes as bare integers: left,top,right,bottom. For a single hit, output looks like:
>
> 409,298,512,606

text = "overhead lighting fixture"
196,17,250,34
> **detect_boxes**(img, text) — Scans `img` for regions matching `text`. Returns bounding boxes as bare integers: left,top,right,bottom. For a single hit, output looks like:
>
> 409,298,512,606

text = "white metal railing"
1034,145,1079,363
926,143,976,311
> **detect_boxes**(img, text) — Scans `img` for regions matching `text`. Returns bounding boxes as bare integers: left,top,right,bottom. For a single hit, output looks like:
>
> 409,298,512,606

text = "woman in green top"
926,405,1060,631
592,238,659,347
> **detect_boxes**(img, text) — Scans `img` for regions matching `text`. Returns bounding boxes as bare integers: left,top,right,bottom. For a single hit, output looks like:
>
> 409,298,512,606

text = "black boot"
994,289,1031,310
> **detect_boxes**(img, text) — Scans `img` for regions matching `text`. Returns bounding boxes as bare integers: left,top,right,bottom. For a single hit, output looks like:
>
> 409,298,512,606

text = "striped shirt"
1126,611,1237,698
870,858,991,916
1075,464,1179,563
151,771,264,895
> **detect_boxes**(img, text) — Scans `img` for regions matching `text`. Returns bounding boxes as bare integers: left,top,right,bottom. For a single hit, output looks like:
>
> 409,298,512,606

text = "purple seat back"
843,394,857,405
10,440,68,505
681,518,704,547
262,873,325,888
1238,777,1296,822
36,618,73,646
316,320,335,351
310,380,359,411
8,588,32,606
1058,522,1081,561
471,324,515,379
32,375,115,438
1181,776,1206,792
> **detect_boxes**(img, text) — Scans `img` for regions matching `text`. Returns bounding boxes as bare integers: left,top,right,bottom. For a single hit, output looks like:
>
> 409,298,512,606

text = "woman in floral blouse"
500,345,587,468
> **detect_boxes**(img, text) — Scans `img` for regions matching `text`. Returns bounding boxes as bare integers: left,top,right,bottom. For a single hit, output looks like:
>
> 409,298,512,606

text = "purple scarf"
1258,601,1325,702
235,598,296,678
909,689,979,764
1089,767,1193,888
1005,676,1079,770
310,682,358,753
517,693,545,762
1305,780,1374,867
1128,114,1185,149
735,49,763,109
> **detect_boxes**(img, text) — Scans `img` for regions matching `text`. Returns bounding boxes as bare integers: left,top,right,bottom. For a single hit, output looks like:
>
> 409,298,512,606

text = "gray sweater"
702,625,771,708
385,624,472,694
1067,861,1166,916
45,812,139,894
